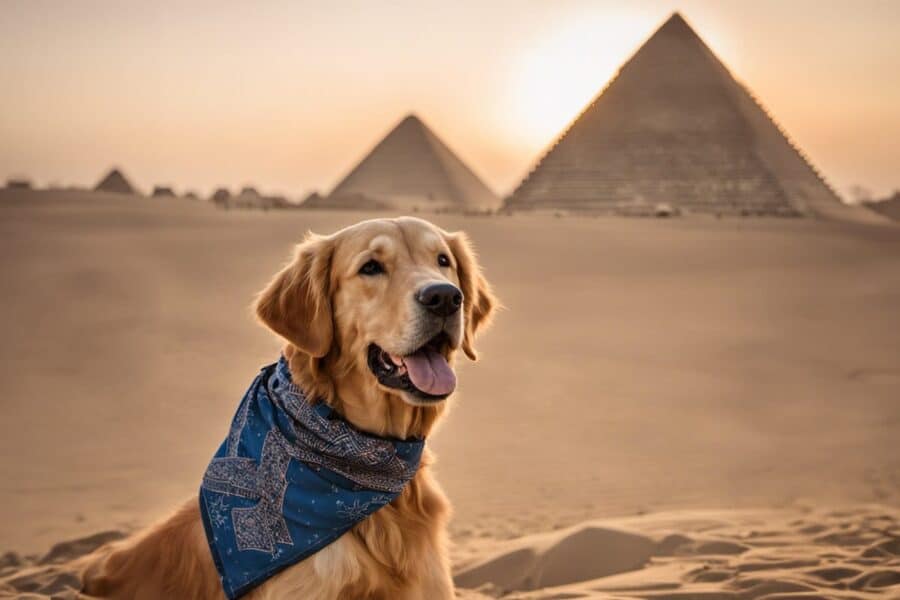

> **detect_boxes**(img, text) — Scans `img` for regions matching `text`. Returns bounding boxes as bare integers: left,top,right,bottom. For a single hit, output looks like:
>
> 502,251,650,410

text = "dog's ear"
255,234,334,358
446,232,497,360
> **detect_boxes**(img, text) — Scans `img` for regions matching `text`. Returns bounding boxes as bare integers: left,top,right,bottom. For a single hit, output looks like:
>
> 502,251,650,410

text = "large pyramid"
505,13,882,222
310,114,499,212
94,168,137,195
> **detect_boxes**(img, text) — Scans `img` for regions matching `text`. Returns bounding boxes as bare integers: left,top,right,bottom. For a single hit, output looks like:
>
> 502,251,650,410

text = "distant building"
232,186,263,209
209,186,292,210
151,186,176,198
210,187,231,207
95,168,138,195
503,13,882,223
5,177,32,190
304,192,392,211
308,114,499,213
261,195,293,209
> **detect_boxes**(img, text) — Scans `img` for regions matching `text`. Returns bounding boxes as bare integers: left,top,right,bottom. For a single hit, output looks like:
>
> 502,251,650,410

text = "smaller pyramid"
865,192,900,221
95,168,137,195
314,114,499,212
301,191,322,205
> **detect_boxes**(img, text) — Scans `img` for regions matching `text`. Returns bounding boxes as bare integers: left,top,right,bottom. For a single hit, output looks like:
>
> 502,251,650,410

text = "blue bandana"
199,357,425,599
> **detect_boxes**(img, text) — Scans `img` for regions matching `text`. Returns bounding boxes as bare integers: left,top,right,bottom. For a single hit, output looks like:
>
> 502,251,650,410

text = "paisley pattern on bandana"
199,357,424,599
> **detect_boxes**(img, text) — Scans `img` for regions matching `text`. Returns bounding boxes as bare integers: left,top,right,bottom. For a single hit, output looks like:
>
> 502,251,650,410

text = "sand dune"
451,506,900,598
3,506,897,598
1,190,898,597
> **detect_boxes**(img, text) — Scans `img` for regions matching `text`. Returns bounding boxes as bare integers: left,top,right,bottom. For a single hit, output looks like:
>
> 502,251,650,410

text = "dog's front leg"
402,546,454,600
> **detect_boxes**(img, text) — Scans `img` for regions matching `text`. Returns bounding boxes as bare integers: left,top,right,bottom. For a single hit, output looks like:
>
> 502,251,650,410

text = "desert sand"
1,190,898,598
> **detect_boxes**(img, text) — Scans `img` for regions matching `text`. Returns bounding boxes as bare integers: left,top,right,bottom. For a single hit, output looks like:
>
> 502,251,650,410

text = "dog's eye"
358,259,385,276
437,253,451,268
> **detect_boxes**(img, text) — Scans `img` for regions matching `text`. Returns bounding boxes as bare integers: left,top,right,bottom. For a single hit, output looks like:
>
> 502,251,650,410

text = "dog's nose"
416,283,463,317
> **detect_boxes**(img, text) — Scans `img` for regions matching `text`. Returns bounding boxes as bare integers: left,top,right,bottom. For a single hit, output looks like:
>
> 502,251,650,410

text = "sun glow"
507,13,648,150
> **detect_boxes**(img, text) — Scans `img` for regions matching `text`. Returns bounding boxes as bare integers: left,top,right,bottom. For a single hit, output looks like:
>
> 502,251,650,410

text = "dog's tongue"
402,348,456,396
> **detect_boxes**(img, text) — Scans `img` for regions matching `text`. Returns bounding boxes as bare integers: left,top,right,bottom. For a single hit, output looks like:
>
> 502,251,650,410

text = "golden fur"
78,217,496,599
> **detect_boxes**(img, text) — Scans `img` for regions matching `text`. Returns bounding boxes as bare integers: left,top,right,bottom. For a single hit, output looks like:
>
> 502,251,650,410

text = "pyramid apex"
656,11,696,37
399,113,424,126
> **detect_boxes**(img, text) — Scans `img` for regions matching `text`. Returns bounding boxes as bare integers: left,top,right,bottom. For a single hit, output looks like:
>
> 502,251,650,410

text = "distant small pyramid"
505,13,883,223
95,168,137,195
301,191,323,205
865,192,900,221
314,114,499,212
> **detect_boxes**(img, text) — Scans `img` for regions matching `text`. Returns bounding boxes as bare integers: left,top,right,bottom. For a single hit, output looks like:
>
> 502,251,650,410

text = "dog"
79,216,496,599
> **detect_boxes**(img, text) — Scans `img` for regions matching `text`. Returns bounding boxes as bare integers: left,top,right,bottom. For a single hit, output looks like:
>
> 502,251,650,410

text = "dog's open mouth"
367,333,455,401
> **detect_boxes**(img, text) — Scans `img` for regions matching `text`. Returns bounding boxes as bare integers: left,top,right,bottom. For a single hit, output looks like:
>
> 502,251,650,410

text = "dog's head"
255,217,495,410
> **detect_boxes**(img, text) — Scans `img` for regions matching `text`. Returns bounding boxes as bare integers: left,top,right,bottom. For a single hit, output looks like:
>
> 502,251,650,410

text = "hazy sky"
1,0,898,199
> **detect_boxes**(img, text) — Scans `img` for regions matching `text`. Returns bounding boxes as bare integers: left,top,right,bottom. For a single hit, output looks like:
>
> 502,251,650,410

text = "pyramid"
95,168,137,195
313,114,499,212
505,13,882,223
865,192,900,221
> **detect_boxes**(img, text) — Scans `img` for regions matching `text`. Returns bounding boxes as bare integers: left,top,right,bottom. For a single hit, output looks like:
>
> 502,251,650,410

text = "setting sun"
506,12,647,149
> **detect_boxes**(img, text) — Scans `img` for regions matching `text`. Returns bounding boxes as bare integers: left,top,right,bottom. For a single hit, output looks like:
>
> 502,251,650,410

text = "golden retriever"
78,216,496,599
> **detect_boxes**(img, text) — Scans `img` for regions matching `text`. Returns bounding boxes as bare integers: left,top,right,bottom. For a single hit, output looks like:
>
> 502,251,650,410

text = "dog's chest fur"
250,457,451,599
